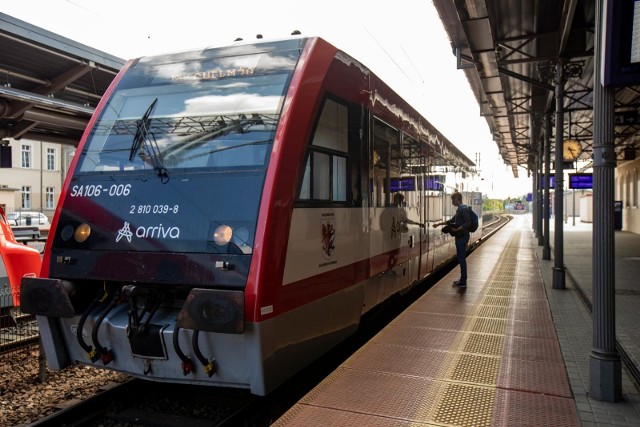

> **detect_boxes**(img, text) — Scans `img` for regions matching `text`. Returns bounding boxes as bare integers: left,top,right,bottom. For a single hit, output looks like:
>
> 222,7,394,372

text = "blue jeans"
455,234,470,283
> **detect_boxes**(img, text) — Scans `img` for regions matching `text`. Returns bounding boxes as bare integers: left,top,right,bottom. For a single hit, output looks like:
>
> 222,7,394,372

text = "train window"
77,49,298,174
313,152,331,199
333,156,347,201
311,99,348,153
297,96,349,204
372,119,400,208
299,160,311,199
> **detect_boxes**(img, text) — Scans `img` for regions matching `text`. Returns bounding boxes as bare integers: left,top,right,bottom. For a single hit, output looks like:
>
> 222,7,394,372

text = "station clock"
563,139,582,161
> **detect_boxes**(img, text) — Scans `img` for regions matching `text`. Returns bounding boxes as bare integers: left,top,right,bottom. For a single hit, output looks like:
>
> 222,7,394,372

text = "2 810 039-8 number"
130,205,179,214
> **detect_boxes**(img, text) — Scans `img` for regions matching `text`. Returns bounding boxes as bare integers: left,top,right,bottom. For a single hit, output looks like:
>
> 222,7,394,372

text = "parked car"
6,211,50,227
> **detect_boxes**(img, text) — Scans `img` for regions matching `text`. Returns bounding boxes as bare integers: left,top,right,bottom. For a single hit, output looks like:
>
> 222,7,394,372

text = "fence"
1,269,40,357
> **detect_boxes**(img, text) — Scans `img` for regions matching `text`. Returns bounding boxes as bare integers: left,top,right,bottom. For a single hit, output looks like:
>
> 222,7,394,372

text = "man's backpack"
467,207,479,232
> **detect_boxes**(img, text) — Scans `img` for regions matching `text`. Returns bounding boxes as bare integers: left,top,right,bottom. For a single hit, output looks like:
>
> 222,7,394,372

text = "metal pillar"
589,0,621,402
537,119,544,246
533,167,539,234
543,113,551,259
553,59,566,289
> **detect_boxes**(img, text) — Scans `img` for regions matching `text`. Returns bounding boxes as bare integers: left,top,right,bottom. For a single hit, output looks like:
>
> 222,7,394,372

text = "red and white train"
1,207,41,325
22,36,481,395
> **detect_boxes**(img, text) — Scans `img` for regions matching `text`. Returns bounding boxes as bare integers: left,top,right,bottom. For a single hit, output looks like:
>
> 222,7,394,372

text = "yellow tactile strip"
433,383,495,427
431,231,524,424
477,305,509,319
471,317,507,335
463,333,505,356
486,287,513,298
483,295,512,307
450,353,500,385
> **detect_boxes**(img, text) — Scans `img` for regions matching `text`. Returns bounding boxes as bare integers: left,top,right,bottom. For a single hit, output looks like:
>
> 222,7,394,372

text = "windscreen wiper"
129,98,157,161
128,98,169,182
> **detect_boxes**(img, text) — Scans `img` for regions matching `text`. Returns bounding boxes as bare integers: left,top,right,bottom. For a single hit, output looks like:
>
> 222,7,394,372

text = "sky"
1,0,533,199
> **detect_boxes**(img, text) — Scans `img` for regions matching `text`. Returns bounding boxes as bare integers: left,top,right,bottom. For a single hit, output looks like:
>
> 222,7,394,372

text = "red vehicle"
0,207,41,324
22,36,480,395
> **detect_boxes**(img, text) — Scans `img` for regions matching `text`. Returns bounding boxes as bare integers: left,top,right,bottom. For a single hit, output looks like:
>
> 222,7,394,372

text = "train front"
21,39,304,393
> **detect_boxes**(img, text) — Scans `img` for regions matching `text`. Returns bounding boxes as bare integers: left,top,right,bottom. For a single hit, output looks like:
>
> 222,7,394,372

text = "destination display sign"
569,173,593,189
389,176,416,192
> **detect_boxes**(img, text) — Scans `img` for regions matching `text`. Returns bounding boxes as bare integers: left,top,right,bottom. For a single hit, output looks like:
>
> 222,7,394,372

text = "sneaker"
453,280,467,288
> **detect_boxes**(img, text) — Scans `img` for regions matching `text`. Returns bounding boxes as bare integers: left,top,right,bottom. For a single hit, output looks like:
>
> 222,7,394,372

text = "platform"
274,215,640,426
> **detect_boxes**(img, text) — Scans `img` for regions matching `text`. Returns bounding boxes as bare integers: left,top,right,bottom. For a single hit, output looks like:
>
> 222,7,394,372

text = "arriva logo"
116,221,180,242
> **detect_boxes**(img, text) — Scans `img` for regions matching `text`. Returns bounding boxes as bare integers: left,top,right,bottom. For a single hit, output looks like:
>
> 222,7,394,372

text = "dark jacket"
447,204,472,238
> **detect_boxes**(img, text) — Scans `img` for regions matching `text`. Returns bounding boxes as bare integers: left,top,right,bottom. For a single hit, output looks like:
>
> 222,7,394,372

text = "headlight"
74,223,91,242
213,225,233,245
60,225,74,241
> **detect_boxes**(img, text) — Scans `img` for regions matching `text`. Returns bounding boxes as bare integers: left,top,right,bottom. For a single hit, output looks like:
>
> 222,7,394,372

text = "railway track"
29,379,267,427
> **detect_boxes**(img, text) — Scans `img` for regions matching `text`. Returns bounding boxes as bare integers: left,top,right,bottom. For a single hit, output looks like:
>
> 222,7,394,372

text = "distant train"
22,36,481,395
1,207,40,327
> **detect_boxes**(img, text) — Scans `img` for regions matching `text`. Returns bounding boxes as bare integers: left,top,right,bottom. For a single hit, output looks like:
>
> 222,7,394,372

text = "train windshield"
77,48,299,174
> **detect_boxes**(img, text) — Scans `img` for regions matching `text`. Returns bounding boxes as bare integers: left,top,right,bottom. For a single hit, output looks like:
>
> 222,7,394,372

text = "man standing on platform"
433,192,472,288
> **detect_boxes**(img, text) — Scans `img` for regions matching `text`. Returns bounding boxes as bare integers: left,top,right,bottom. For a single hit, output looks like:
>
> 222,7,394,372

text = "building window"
46,187,55,209
46,148,57,171
21,145,31,168
21,186,31,209
634,169,639,208
626,172,631,207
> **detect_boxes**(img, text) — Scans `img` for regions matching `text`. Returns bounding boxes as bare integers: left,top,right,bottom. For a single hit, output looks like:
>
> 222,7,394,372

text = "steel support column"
543,113,552,260
537,117,544,246
589,0,621,402
553,59,566,289
533,168,539,236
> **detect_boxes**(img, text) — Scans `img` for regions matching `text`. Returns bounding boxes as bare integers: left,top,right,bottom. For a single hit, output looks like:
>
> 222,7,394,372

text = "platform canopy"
0,13,125,146
433,0,640,177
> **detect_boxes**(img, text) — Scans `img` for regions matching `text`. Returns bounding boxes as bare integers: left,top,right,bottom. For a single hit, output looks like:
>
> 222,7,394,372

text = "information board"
569,173,593,189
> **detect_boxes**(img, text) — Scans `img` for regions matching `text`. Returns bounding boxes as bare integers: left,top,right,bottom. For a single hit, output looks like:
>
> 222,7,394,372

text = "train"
21,36,481,395
0,207,41,327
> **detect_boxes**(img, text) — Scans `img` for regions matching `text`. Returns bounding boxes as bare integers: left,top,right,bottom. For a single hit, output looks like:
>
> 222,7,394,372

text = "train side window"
297,97,349,203
313,151,331,200
371,119,399,208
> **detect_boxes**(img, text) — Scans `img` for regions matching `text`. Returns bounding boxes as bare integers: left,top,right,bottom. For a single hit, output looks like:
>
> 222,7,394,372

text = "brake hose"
172,324,194,375
192,330,216,377
91,291,120,365
76,288,107,362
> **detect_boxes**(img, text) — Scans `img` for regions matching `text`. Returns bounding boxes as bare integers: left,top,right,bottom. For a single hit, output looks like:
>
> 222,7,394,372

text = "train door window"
399,134,419,209
372,119,399,207
297,97,349,204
